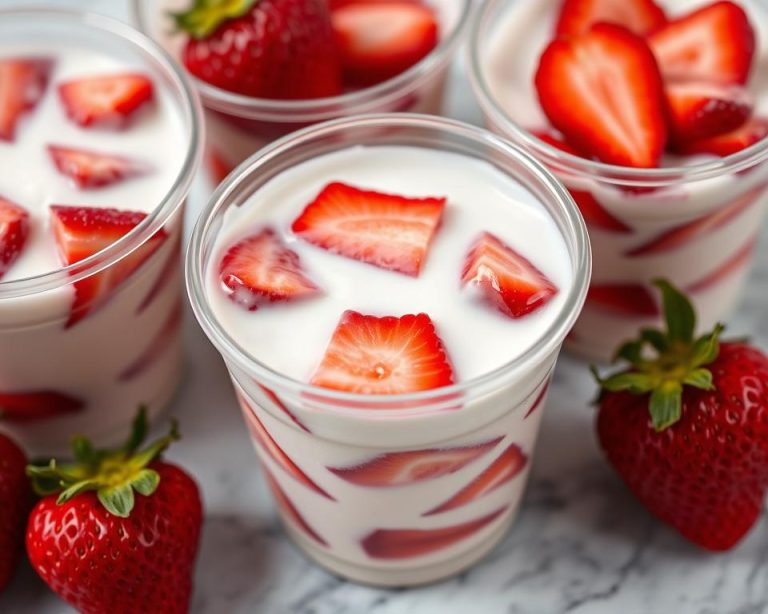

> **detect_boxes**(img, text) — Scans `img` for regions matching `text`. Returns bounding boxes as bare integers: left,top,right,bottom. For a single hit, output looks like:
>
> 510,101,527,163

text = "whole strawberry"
0,432,30,593
595,280,768,551
175,0,342,99
26,409,203,613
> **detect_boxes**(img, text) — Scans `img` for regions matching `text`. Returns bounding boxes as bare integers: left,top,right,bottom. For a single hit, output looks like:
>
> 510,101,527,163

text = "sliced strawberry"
263,468,327,546
426,444,528,515
58,73,154,129
524,380,550,420
586,283,659,316
219,228,321,311
47,145,151,189
675,117,768,157
119,300,182,381
257,383,310,433
0,57,52,141
461,232,558,319
536,23,667,168
0,391,84,422
136,233,182,314
331,2,438,86
362,507,507,559
570,189,632,233
329,438,501,487
0,197,30,280
292,182,445,277
687,237,757,294
50,205,167,328
627,184,765,257
555,0,666,37
310,311,454,395
648,1,755,85
239,394,334,500
530,129,586,157
664,80,752,144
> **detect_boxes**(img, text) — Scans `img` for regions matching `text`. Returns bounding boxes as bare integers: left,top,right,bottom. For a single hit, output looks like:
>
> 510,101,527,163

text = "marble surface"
3,1,768,612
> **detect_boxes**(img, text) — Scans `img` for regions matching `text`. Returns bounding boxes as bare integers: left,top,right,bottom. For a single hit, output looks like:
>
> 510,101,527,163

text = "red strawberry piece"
627,184,765,257
58,73,154,129
219,227,321,311
175,0,342,99
119,300,183,381
535,23,667,168
530,129,587,157
595,281,768,550
136,233,182,314
687,237,757,294
425,444,528,515
462,231,558,319
524,379,551,419
292,182,445,277
587,283,659,317
0,433,31,593
257,383,310,433
569,189,632,233
262,468,327,546
0,57,52,141
555,0,666,37
329,438,501,487
310,311,454,395
26,409,202,613
362,507,507,559
0,391,84,422
47,145,151,189
0,197,30,280
239,394,334,499
648,1,755,85
675,116,768,157
331,1,438,86
206,147,233,186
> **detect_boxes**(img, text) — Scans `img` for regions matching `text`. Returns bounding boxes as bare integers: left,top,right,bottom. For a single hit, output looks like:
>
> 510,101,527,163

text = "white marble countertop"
3,1,768,612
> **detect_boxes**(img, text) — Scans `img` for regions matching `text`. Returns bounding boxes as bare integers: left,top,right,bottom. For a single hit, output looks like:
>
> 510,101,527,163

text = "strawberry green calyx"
26,408,179,518
172,0,257,39
593,279,723,432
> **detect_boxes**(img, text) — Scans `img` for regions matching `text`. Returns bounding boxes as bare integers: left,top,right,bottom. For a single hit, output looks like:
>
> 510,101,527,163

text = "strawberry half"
535,23,667,168
0,390,84,422
310,311,454,395
331,1,438,86
50,205,166,328
58,73,154,129
0,197,29,280
675,117,768,157
292,182,445,277
570,189,632,233
219,228,321,311
461,232,558,319
0,57,52,141
47,145,151,189
555,0,666,37
648,1,755,85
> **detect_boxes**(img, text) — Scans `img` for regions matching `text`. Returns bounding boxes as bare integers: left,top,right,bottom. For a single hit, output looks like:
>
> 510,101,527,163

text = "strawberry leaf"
98,483,135,518
650,381,682,431
654,279,695,343
172,0,257,39
131,469,160,497
682,368,714,390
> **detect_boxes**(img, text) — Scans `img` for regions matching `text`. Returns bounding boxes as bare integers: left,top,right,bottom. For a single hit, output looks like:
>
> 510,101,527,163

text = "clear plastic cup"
467,0,768,361
0,9,203,454
133,0,471,183
186,114,590,586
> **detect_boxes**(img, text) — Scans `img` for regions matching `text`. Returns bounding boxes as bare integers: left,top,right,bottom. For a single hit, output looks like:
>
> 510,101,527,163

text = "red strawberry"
664,80,752,144
675,116,768,157
0,390,84,422
48,145,151,189
648,1,755,85
310,311,454,394
535,23,667,168
687,237,757,294
119,300,183,381
0,433,30,593
462,231,558,319
569,189,633,233
594,280,768,550
331,1,438,86
58,73,153,129
531,129,586,157
0,57,52,141
362,507,507,559
219,228,321,311
329,438,501,487
263,468,327,546
555,0,666,37
26,409,202,613
292,182,445,277
587,283,659,317
175,0,342,99
0,197,29,280
426,444,527,515
51,205,167,327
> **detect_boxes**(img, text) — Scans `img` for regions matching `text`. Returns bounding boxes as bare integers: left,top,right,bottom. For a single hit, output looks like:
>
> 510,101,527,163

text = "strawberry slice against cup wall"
470,0,768,360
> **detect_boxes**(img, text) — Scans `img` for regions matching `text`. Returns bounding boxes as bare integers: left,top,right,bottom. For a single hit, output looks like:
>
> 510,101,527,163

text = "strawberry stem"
171,0,257,39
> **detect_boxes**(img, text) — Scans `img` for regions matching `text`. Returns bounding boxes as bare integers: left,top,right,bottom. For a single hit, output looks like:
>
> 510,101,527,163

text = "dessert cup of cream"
0,9,203,454
186,114,590,586
468,0,768,361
